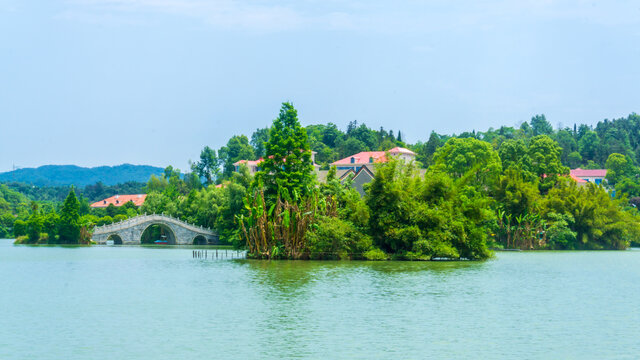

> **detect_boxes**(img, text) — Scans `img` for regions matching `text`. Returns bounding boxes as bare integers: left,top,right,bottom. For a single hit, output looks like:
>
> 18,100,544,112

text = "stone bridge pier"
92,214,218,245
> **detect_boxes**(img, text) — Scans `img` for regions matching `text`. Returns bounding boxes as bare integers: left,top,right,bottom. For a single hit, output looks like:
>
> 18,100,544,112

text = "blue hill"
0,164,165,186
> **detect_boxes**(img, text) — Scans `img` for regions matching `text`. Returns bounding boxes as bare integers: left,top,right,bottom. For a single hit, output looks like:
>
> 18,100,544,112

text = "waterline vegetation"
5,105,640,258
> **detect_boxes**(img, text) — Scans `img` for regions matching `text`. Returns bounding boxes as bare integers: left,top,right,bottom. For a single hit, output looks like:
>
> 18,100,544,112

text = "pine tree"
256,102,314,201
58,188,81,244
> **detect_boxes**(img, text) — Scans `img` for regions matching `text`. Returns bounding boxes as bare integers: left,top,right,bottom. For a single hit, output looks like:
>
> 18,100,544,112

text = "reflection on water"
1,240,639,359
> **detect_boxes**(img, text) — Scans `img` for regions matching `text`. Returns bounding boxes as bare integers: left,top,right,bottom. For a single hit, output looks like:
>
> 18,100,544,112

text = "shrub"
113,214,128,223
363,248,387,261
307,216,373,260
96,216,113,226
13,220,27,237
13,235,29,244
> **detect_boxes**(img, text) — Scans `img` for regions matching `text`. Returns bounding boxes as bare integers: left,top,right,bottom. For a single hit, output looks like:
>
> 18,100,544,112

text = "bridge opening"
140,224,176,245
107,234,123,245
193,235,207,245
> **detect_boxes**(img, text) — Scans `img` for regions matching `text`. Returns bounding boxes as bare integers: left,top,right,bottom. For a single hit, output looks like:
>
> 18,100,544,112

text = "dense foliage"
8,107,640,255
3,181,147,203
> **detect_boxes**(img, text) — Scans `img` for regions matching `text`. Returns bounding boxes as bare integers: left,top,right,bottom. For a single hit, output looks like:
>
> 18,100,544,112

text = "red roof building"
570,174,587,184
331,147,416,171
570,168,607,185
90,194,147,208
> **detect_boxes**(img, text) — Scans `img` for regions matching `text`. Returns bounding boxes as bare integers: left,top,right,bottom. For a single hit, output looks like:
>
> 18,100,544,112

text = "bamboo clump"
239,189,337,259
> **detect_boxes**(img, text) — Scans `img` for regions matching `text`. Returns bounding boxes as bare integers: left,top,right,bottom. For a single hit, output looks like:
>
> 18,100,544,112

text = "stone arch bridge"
92,214,218,245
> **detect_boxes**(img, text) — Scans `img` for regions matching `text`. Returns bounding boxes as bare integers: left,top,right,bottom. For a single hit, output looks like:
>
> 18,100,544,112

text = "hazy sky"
1,0,639,172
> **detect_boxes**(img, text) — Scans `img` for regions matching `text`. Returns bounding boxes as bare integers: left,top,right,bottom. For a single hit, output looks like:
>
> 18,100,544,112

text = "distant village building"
570,168,607,185
330,147,416,172
90,194,147,208
233,160,262,176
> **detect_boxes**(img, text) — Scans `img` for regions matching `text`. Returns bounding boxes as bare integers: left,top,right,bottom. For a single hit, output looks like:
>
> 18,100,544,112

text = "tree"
432,137,502,188
543,180,640,249
58,188,81,244
27,213,43,243
528,135,568,180
255,102,315,200
322,123,342,148
366,158,492,259
498,139,529,174
337,137,367,158
250,127,271,158
605,153,634,186
531,114,553,136
219,135,255,179
146,174,168,193
579,131,600,163
193,146,220,185
555,129,578,165
567,151,583,169
495,168,540,218
417,131,442,167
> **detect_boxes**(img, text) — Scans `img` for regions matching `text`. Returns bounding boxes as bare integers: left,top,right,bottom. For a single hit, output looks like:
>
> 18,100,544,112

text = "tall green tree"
531,114,553,136
528,135,568,180
432,137,502,188
605,153,634,186
58,188,81,244
250,127,271,158
219,135,255,179
193,146,220,185
255,102,315,200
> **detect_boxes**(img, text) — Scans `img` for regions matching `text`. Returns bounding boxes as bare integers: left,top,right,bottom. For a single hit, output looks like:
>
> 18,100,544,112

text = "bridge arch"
193,235,207,245
140,223,177,245
107,234,123,245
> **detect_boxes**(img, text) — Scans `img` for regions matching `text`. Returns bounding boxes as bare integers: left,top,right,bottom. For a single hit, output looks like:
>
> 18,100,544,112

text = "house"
330,147,416,172
233,159,262,176
233,151,319,176
350,165,375,196
90,194,147,208
570,168,607,185
315,168,356,183
570,174,588,186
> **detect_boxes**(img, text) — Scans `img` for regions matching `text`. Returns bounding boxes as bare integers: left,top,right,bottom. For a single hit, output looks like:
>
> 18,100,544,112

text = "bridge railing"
93,213,215,234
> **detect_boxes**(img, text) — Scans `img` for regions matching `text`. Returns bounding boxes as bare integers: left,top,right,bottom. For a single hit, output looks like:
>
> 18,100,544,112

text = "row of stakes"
193,249,245,259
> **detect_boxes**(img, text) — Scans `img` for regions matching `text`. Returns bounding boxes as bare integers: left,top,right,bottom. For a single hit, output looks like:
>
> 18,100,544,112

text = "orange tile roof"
570,174,587,183
90,194,147,208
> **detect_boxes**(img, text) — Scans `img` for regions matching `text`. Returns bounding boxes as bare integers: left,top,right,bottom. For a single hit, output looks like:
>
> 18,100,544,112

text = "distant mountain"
0,164,165,187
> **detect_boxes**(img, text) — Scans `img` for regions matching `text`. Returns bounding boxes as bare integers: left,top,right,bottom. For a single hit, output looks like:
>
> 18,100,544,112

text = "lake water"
1,239,639,359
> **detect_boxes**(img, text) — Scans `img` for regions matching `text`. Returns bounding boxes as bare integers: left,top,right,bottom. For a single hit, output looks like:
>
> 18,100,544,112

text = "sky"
1,0,639,172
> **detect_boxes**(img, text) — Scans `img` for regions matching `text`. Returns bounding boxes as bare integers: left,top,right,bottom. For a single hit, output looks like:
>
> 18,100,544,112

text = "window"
595,178,602,185
350,157,355,164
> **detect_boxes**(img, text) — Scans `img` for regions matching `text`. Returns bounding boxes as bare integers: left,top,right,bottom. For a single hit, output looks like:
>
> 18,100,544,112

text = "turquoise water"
1,239,639,359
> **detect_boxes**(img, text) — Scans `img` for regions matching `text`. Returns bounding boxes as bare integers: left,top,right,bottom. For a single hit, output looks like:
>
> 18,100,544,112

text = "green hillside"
0,164,164,187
